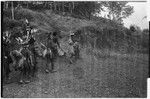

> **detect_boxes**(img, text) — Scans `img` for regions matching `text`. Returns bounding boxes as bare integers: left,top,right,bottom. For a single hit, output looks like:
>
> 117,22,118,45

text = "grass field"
2,47,149,98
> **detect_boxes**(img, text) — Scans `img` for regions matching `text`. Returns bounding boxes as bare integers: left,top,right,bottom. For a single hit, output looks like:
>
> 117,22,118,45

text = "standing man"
21,19,37,75
25,19,32,40
22,18,31,40
52,31,61,56
3,34,12,80
70,32,80,60
45,31,60,73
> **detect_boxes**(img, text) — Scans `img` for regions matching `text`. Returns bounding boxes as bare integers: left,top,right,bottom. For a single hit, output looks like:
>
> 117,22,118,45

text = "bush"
3,8,35,21
141,33,149,49
3,17,23,31
14,9,35,21
76,25,148,54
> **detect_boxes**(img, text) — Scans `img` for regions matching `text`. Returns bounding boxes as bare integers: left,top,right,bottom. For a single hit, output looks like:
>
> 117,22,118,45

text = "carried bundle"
59,37,74,57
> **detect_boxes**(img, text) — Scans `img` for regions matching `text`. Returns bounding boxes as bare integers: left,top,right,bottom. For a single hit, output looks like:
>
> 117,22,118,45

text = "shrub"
3,17,23,31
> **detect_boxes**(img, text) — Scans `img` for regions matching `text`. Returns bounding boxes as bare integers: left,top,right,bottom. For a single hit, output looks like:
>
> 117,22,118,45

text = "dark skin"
3,39,13,80
48,32,60,47
44,32,61,72
21,35,38,76
70,34,80,61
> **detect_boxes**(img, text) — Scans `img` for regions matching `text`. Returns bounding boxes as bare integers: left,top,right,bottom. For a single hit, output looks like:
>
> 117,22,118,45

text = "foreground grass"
82,47,149,97
2,47,149,98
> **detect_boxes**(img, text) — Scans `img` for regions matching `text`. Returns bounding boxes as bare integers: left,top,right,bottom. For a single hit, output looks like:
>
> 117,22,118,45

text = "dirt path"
2,55,91,98
2,48,149,98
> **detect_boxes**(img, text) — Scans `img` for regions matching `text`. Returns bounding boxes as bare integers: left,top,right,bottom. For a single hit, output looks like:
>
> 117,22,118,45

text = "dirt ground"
2,48,149,98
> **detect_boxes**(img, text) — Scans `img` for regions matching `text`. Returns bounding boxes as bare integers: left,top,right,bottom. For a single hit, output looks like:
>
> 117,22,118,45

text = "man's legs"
30,48,38,77
50,47,56,72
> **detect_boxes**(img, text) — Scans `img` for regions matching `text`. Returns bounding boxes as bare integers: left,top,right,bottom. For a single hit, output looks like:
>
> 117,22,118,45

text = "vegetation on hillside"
3,1,134,22
2,1,149,54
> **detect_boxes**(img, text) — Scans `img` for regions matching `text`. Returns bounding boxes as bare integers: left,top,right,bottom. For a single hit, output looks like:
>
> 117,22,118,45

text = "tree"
102,1,134,24
130,24,142,34
73,2,103,19
130,25,136,32
142,29,149,34
3,1,9,9
11,1,14,20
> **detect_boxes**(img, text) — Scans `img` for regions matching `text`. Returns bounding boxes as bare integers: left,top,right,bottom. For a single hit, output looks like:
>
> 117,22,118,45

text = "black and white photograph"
1,0,149,98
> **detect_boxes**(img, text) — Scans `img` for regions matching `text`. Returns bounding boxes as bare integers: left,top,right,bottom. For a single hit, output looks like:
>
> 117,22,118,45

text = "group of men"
2,19,38,83
3,18,81,83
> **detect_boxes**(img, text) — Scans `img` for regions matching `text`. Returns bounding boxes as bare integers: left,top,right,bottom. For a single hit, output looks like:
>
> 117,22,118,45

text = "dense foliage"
101,1,134,24
2,1,149,54
3,1,133,21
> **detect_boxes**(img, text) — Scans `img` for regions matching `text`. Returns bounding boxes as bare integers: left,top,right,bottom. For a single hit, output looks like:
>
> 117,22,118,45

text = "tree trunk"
44,2,47,8
5,1,9,9
26,2,29,8
62,2,64,12
72,2,74,9
72,2,75,13
11,1,14,20
54,2,57,11
94,37,97,48
69,2,72,14
50,3,52,10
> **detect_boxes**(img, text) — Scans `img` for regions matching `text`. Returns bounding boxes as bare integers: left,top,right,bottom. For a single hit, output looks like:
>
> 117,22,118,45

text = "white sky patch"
123,2,149,30
123,19,133,27
96,2,149,30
